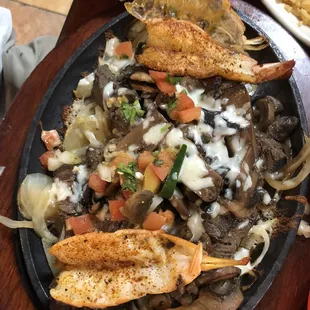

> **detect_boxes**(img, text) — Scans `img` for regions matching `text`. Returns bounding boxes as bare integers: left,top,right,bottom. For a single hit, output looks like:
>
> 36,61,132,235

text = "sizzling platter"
2,1,309,309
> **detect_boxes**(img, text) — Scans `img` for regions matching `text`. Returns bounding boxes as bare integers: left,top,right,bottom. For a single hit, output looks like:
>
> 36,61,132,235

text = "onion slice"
0,215,34,229
265,159,310,191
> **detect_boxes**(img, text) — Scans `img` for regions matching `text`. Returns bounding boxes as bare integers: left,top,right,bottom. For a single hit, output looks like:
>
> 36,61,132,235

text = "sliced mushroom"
172,285,243,310
130,72,155,84
130,83,159,93
121,190,154,223
255,97,275,132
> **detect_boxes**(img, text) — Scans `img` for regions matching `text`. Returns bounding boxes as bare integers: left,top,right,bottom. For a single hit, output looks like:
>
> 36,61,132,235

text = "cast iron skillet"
15,1,309,309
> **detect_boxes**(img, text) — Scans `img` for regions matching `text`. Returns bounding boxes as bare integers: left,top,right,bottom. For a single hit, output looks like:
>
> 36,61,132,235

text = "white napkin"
0,7,12,73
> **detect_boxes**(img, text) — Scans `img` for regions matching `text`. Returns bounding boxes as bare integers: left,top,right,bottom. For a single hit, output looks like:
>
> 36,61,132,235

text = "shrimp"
50,230,249,309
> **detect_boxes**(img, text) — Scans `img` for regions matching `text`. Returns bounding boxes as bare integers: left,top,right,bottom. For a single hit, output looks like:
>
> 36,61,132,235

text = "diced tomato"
89,173,107,193
138,151,155,171
158,148,176,173
177,92,195,111
143,163,161,193
39,151,54,168
143,212,166,230
114,41,133,58
169,108,179,121
178,107,202,123
110,152,136,168
122,189,133,200
109,200,126,221
158,148,177,163
41,129,61,150
156,80,176,93
149,70,168,81
158,210,175,225
66,214,94,235
150,163,170,181
149,70,176,94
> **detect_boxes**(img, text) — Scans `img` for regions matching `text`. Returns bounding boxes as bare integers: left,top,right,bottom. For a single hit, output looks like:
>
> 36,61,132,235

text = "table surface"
0,0,309,309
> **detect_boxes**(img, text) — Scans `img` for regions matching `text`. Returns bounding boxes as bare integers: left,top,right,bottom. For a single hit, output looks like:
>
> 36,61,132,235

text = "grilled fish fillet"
50,230,202,308
137,19,295,83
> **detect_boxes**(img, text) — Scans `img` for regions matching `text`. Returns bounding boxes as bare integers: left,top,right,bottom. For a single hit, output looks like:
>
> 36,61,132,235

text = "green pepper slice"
159,144,187,199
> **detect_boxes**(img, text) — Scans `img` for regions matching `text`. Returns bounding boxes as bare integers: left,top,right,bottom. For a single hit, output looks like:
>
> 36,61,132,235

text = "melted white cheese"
143,123,168,145
187,211,204,242
221,105,249,128
165,128,214,191
243,163,252,192
70,165,89,204
51,179,72,202
204,139,244,184
179,155,214,191
224,188,233,200
98,38,135,75
176,84,223,111
208,202,221,218
214,114,237,137
103,81,115,100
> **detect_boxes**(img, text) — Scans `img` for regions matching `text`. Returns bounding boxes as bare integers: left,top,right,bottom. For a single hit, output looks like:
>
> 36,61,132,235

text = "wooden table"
0,0,309,309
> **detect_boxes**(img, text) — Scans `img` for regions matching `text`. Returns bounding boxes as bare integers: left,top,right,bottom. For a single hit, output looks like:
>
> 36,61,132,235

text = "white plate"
261,0,310,47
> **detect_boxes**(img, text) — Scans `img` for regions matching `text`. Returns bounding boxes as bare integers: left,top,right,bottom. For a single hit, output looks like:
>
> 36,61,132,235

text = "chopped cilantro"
115,162,137,192
154,158,164,167
153,150,160,157
165,74,182,85
160,123,171,133
121,100,145,125
166,99,178,115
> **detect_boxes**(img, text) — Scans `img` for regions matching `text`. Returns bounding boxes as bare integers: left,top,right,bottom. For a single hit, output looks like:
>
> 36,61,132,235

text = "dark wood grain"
0,0,309,309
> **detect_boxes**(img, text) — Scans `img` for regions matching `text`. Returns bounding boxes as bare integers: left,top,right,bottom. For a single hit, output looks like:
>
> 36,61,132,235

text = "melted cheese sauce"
99,38,135,75
165,128,214,192
187,211,204,242
143,123,168,145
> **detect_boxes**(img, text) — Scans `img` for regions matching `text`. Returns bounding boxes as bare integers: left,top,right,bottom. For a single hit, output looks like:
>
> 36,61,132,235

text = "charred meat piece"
155,92,175,108
122,190,154,224
85,146,104,171
203,213,254,258
92,65,117,106
169,192,191,218
267,116,299,142
195,267,241,287
57,200,84,217
54,165,75,185
116,109,170,152
255,130,287,172
94,219,135,232
108,106,131,136
180,76,205,92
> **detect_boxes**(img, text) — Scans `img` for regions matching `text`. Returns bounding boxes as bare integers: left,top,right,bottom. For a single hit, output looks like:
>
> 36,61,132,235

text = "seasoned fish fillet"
137,19,295,83
50,230,203,308
50,230,248,308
